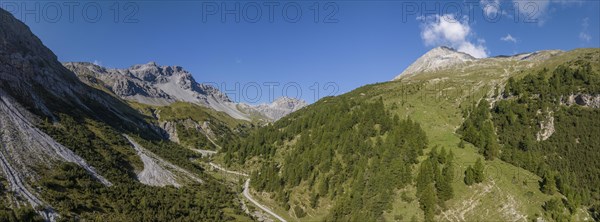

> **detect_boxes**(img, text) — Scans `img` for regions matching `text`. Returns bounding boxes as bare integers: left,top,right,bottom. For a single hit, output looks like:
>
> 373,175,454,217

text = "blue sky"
3,0,599,104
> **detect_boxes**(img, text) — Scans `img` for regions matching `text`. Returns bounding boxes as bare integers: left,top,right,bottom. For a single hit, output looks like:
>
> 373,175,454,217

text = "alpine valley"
1,7,599,222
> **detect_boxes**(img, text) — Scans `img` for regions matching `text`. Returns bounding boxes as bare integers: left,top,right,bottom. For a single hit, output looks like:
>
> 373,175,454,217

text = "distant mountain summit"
63,62,230,106
239,96,308,121
64,62,307,121
393,46,564,80
393,46,475,80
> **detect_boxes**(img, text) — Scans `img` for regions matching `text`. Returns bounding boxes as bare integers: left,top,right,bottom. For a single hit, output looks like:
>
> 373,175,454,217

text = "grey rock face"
0,9,151,129
394,46,475,80
561,94,600,109
1,8,154,220
536,111,555,141
1,9,85,117
0,90,112,221
124,135,203,187
159,121,180,143
66,62,307,121
251,97,308,120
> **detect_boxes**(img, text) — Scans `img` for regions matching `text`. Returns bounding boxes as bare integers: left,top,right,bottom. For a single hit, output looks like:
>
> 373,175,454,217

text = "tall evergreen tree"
464,166,475,186
474,158,485,183
482,121,500,160
439,161,455,201
439,148,448,164
417,160,434,198
421,183,437,222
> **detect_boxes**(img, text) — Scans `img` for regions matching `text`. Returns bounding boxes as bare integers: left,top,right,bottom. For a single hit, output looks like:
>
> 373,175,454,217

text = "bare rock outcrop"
159,121,180,143
393,46,475,80
561,94,600,108
536,111,555,141
124,135,202,187
0,91,112,221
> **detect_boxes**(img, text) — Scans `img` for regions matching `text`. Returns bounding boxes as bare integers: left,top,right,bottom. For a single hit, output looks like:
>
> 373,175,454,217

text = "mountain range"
1,6,599,222
64,62,307,122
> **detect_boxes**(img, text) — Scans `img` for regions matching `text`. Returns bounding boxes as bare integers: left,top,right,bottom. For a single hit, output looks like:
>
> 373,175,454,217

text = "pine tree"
421,183,437,222
484,138,500,161
462,121,479,146
432,158,442,189
474,158,485,183
417,160,434,198
429,146,439,160
439,148,448,164
481,121,499,160
439,162,455,201
464,166,475,186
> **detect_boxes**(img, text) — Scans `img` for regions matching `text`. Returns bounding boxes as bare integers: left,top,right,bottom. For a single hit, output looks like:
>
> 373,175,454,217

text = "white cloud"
480,0,501,17
418,14,489,58
579,32,591,42
93,60,102,66
500,34,517,43
579,17,591,43
457,42,489,58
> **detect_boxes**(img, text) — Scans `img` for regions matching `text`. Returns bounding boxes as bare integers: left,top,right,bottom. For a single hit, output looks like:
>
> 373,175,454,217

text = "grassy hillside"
484,55,599,221
220,48,599,221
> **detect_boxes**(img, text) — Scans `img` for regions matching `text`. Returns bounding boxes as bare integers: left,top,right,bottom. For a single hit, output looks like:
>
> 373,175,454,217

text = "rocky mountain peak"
126,62,189,82
66,62,306,121
0,9,56,61
270,97,308,109
0,8,155,220
246,97,308,120
393,46,476,80
1,9,132,119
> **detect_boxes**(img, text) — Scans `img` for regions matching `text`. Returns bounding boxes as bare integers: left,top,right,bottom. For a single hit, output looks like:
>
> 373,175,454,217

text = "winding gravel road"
209,162,287,222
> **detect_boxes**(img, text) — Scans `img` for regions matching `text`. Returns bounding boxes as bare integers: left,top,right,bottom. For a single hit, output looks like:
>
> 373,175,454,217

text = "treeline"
461,61,600,220
416,147,455,221
226,97,429,221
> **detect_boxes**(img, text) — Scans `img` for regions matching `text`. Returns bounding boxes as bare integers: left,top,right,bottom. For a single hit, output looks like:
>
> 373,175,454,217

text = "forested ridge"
223,96,429,221
460,59,600,220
